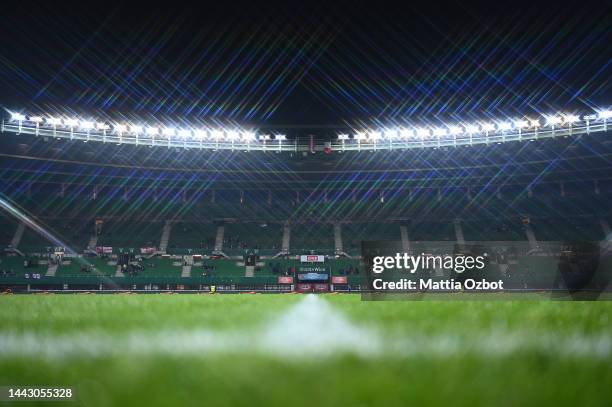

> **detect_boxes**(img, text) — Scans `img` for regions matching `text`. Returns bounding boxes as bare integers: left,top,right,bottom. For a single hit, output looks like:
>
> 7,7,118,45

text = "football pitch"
0,293,611,406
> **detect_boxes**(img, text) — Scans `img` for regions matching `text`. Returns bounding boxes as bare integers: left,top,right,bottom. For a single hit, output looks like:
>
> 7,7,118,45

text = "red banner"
331,276,347,284
96,246,112,254
278,276,294,284
140,247,156,254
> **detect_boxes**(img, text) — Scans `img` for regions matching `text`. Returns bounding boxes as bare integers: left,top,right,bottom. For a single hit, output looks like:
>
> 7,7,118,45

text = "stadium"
0,2,611,406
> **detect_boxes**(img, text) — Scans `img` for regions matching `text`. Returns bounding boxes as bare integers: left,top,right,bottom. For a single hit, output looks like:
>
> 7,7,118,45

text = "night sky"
1,1,610,136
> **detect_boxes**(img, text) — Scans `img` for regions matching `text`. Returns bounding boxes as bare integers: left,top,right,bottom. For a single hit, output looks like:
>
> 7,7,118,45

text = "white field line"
0,295,610,359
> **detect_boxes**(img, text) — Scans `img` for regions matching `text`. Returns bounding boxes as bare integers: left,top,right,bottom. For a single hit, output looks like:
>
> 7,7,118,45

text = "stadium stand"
1,130,611,292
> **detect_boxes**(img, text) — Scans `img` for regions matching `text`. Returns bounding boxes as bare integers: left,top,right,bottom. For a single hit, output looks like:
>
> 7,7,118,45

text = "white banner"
300,255,325,263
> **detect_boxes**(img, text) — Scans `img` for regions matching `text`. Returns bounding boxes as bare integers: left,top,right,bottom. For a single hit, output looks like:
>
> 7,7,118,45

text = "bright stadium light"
448,125,462,135
369,131,382,141
178,129,191,138
194,129,207,139
563,114,580,124
114,124,127,133
513,120,528,129
399,128,412,138
384,129,398,139
497,122,512,131
241,131,255,141
79,121,95,130
211,130,224,140
415,128,430,138
63,118,78,127
129,125,143,134
597,110,612,119
481,123,495,132
10,112,26,121
544,115,561,126
3,106,610,152
226,130,239,141
433,127,447,137
47,117,62,126
465,124,479,133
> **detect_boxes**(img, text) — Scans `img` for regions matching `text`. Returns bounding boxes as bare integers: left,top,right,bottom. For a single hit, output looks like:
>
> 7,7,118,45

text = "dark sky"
0,1,610,135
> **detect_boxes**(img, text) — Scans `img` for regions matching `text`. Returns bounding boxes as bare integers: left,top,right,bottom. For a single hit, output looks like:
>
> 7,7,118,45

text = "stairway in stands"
87,234,98,249
214,224,225,252
281,223,291,253
159,221,173,253
10,223,25,248
245,265,255,277
115,265,124,277
181,255,193,277
45,263,59,277
334,223,343,253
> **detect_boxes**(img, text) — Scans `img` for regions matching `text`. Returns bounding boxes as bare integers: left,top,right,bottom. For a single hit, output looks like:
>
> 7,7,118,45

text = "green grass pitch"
0,293,611,406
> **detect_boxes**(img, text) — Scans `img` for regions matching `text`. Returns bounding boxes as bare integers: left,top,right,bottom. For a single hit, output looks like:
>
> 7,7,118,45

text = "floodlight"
114,124,127,132
146,127,159,135
338,134,350,140
399,128,412,138
10,112,26,121
224,130,239,141
354,132,366,140
513,120,528,129
178,129,191,138
241,131,256,141
275,134,286,141
433,127,447,137
29,116,43,123
415,128,430,138
80,121,95,130
448,126,462,135
211,130,224,140
384,129,398,139
96,122,109,130
465,124,479,133
497,122,512,131
597,110,612,119
481,123,495,132
544,115,561,125
130,125,143,134
63,118,78,127
260,134,271,140
369,131,382,141
47,117,62,126
563,114,580,124
194,129,207,139
528,119,540,128
162,127,176,137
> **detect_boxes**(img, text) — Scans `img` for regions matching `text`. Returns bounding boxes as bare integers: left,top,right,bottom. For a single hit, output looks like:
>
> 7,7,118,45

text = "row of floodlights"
337,110,612,140
6,112,287,142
